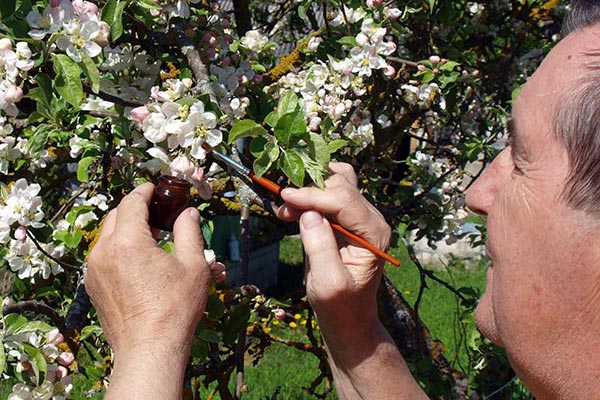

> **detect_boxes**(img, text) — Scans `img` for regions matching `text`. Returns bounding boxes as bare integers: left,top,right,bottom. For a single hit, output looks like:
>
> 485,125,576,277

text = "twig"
82,85,144,108
170,18,218,105
387,56,420,68
26,229,81,272
51,186,88,223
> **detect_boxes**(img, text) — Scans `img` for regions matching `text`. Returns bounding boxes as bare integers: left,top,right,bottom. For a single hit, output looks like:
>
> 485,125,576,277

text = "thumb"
300,211,345,275
173,207,207,269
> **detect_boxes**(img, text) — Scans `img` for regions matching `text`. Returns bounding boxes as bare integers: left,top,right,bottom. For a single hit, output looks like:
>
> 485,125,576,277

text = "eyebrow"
507,117,526,160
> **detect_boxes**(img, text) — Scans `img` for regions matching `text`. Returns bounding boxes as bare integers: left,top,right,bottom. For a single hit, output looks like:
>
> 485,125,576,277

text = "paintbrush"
209,148,401,267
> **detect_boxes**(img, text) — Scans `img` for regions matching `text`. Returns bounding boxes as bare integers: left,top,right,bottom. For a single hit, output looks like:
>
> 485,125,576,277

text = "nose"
465,148,511,216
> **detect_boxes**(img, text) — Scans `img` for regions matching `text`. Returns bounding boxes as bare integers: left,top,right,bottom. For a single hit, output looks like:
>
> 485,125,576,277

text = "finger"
173,207,208,270
275,203,302,222
299,211,345,276
328,162,358,187
282,184,388,249
113,183,155,240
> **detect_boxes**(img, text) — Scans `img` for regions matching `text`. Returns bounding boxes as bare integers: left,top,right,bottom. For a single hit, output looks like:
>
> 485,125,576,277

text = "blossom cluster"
0,179,66,281
2,319,75,400
275,13,397,150
0,38,34,116
27,0,109,62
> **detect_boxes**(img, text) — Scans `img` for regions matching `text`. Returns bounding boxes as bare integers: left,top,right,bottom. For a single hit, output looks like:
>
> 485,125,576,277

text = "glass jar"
149,175,191,231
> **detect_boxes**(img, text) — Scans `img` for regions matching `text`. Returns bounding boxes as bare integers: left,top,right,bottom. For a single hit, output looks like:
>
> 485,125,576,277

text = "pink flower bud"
429,55,441,65
47,328,64,345
351,115,362,125
130,106,149,124
14,226,27,240
210,262,227,284
273,308,286,320
190,166,205,182
383,65,396,77
57,366,69,380
58,352,75,367
170,155,196,177
432,68,440,74
0,38,12,50
472,69,480,76
417,64,426,71
209,36,217,46
4,85,23,104
239,75,249,85
73,0,99,15
221,18,230,28
253,74,263,84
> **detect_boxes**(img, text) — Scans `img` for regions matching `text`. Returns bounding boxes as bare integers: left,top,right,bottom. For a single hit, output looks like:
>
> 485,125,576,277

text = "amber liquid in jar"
149,175,192,231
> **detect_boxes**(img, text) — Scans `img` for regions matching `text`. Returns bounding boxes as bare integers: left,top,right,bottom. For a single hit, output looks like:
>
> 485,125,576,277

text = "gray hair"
553,1,600,213
555,77,600,213
562,0,600,35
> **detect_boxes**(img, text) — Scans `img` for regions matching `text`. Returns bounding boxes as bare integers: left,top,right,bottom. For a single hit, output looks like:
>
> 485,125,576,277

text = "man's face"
466,28,600,397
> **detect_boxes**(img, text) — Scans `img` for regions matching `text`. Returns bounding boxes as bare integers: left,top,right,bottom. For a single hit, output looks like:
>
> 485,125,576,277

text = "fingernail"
281,188,297,197
189,208,200,221
302,211,323,230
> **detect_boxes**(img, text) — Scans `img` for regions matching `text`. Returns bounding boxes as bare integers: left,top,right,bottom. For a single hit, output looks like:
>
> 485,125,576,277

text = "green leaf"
52,54,83,107
264,110,279,127
102,0,127,41
277,90,299,116
204,294,225,320
223,303,251,344
4,314,28,334
13,321,53,334
427,0,437,12
327,139,348,153
250,136,268,157
80,325,103,341
0,0,17,19
274,110,307,145
0,335,5,374
308,133,330,167
439,60,459,72
337,36,358,47
22,343,47,386
280,150,305,187
77,156,95,183
190,340,208,361
228,120,267,144
55,230,83,249
28,124,53,158
415,70,435,83
80,53,101,94
253,142,280,178
162,241,174,254
66,205,95,225
198,329,221,343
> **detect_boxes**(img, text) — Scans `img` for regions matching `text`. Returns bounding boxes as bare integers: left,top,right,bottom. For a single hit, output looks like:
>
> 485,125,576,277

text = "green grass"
224,236,488,398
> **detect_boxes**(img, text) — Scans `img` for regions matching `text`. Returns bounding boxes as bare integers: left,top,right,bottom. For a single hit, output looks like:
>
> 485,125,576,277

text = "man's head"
466,2,600,398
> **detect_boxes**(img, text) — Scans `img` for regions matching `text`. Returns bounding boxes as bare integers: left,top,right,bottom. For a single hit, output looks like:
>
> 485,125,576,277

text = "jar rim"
159,175,192,187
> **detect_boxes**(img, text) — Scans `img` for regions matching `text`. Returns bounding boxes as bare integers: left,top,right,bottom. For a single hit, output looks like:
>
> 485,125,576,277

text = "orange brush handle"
248,172,401,267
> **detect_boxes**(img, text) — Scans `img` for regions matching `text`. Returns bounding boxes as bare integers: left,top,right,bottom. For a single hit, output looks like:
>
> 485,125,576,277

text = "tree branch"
26,229,81,272
82,85,144,108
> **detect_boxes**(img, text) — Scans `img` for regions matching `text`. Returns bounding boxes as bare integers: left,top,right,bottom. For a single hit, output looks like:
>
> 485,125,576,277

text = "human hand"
85,183,211,355
277,163,391,334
